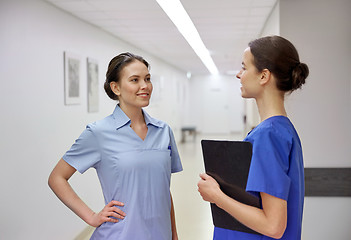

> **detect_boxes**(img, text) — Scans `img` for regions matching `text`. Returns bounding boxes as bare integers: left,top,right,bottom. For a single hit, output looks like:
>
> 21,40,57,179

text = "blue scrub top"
63,105,183,240
214,116,304,240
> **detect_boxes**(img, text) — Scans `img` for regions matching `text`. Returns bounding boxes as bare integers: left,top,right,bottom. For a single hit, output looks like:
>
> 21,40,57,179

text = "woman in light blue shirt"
49,52,183,240
198,36,309,239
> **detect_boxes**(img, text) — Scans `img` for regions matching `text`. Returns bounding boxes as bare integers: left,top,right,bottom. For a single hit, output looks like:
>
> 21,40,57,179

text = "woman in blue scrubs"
49,52,183,240
198,36,309,240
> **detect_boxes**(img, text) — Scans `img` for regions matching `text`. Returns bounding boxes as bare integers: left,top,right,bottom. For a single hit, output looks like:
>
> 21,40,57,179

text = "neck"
119,103,145,125
255,91,287,122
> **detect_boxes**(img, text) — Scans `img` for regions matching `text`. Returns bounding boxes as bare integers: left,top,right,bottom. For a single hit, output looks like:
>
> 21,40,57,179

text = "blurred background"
0,0,350,239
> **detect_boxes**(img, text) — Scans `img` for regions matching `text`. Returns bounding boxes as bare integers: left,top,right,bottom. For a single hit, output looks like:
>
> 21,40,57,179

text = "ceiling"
45,0,277,76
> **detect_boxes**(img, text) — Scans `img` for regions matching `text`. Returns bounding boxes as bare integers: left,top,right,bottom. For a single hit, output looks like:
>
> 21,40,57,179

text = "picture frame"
64,51,81,105
87,58,99,112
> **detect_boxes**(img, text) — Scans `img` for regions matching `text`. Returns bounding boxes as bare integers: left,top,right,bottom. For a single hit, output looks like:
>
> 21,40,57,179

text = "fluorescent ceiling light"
156,0,219,75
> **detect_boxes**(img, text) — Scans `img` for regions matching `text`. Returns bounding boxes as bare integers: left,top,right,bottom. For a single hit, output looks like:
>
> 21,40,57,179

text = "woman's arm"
48,158,126,227
170,193,178,240
197,173,287,239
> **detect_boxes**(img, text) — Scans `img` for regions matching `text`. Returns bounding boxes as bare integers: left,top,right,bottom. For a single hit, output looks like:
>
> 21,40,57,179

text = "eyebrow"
128,75,139,79
128,73,151,79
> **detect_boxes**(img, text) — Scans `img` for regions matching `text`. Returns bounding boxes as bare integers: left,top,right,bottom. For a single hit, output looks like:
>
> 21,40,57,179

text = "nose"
236,70,242,79
139,80,148,89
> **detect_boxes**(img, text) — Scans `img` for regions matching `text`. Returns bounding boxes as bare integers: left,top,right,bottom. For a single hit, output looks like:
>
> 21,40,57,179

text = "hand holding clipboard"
199,140,261,235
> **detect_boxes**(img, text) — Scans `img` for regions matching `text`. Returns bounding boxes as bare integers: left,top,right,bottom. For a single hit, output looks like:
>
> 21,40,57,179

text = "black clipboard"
201,139,261,235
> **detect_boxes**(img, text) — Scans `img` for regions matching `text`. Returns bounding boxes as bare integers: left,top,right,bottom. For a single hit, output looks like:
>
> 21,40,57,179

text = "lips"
137,92,150,97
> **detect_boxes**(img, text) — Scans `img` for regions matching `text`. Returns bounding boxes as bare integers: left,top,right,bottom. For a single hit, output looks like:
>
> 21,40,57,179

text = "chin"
240,91,250,99
140,100,150,108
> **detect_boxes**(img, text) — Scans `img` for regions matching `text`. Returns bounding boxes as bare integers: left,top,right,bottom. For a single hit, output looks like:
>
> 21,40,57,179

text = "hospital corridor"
1,0,350,239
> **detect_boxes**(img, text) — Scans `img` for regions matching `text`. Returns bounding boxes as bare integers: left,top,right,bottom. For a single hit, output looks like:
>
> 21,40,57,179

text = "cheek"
242,72,254,83
240,73,247,82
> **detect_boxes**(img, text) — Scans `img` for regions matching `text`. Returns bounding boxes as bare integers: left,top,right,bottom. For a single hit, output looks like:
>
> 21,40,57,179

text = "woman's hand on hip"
89,200,126,227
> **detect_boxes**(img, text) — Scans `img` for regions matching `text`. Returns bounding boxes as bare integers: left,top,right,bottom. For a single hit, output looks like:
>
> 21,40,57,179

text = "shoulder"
154,118,170,129
152,118,174,136
86,114,115,134
247,116,294,144
143,110,171,130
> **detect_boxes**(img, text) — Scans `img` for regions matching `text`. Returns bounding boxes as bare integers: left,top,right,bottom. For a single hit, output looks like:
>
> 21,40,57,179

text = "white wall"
279,0,351,239
0,0,187,239
280,0,351,167
184,74,244,135
260,0,280,37
243,1,280,134
251,1,351,238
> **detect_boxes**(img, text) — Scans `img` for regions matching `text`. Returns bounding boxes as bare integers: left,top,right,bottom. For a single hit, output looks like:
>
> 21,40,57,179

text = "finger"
112,206,126,216
109,200,125,207
110,211,125,220
105,216,119,223
199,173,209,180
197,179,204,187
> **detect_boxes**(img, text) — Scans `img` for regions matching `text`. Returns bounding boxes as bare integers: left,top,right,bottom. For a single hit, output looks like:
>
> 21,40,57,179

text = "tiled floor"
171,133,243,240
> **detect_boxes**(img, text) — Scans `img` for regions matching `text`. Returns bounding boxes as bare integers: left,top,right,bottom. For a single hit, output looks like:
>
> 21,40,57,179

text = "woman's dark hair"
248,35,309,92
104,52,150,100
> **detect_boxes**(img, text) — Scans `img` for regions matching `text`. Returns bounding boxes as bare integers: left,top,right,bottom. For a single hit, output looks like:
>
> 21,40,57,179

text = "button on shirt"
63,105,183,240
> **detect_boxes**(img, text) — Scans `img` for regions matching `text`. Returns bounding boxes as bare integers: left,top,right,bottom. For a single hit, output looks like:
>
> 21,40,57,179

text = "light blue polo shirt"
63,105,183,240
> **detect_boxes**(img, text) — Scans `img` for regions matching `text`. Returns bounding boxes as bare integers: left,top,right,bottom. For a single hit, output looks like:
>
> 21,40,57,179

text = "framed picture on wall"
87,58,99,112
64,51,81,105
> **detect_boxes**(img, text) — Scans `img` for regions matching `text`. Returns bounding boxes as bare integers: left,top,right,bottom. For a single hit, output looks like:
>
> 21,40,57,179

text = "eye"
146,77,151,82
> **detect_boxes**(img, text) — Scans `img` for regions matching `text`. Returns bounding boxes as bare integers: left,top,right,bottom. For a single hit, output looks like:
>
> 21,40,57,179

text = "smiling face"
236,47,262,99
111,60,153,110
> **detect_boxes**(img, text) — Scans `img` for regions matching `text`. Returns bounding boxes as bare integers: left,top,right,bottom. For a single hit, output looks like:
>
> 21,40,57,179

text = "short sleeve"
246,127,292,200
63,124,101,174
168,127,183,173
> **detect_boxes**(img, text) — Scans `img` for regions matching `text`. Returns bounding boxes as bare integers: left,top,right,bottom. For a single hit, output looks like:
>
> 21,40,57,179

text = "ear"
110,81,121,96
259,69,271,86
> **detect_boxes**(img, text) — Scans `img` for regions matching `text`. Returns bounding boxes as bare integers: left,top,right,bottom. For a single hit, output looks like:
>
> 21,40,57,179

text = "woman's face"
113,60,153,109
236,48,262,99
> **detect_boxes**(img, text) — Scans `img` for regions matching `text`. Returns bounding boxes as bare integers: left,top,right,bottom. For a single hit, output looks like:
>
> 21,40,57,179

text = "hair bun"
291,62,309,91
